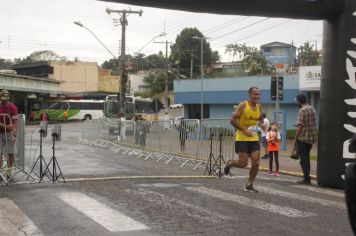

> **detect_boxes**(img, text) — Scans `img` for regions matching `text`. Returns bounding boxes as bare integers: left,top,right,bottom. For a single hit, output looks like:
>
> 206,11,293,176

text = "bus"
103,95,158,121
32,99,104,121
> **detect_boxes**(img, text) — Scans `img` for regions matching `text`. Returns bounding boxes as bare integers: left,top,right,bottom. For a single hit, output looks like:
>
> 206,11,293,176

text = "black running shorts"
235,141,260,154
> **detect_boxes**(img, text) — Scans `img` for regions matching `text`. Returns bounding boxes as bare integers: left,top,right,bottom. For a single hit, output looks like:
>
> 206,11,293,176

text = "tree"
14,50,65,64
143,71,165,95
170,28,212,78
0,58,14,70
211,50,221,63
101,58,120,74
225,43,269,75
145,52,166,70
101,52,166,74
298,42,320,66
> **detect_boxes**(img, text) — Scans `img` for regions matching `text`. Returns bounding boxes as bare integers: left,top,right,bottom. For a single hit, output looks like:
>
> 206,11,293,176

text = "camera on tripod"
51,124,61,141
39,121,48,137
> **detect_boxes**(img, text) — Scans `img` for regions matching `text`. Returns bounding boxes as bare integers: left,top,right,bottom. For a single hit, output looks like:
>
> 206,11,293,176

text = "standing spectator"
266,122,281,176
0,90,18,181
134,114,148,146
178,120,188,153
40,111,48,122
293,94,317,184
63,110,68,120
260,113,270,159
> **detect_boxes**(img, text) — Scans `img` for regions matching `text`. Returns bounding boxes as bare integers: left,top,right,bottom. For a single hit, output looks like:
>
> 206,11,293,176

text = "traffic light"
271,76,284,101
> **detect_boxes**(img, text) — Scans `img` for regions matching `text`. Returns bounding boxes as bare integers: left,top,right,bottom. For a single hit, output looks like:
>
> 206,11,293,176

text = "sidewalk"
259,139,317,178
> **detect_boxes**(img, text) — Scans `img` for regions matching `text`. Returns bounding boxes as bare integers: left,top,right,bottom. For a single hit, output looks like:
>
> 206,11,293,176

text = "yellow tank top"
235,101,261,141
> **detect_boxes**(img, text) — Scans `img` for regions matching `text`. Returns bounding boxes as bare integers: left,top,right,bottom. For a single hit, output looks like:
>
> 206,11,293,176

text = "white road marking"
186,187,315,218
257,186,346,209
292,185,345,198
59,192,148,232
126,188,232,223
0,198,43,236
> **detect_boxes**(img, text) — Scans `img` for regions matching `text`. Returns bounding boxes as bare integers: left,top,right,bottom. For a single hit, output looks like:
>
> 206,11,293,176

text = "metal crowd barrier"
79,118,236,172
0,114,33,184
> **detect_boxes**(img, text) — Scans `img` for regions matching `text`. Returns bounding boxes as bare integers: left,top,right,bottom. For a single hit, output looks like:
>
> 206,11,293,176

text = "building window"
187,104,209,119
271,48,285,56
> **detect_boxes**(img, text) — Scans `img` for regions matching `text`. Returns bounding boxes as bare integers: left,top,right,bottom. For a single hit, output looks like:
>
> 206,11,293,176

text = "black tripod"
205,128,225,177
28,130,51,180
41,133,65,183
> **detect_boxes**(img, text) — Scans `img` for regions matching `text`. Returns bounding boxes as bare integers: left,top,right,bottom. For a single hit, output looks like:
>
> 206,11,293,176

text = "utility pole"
193,36,206,120
106,8,142,118
155,40,172,116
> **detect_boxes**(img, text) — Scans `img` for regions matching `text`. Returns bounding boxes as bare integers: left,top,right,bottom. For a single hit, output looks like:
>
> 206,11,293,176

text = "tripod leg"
40,159,53,183
53,157,65,183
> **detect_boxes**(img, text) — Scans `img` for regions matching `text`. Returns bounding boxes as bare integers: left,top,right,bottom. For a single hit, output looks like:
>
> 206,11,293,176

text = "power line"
223,19,293,46
210,18,270,41
203,16,249,34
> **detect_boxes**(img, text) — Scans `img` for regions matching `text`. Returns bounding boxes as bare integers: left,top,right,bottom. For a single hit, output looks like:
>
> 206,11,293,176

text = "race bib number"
247,126,258,135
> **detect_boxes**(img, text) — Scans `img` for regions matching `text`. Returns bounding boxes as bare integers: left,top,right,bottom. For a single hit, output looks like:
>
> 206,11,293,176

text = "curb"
62,175,217,183
259,166,317,180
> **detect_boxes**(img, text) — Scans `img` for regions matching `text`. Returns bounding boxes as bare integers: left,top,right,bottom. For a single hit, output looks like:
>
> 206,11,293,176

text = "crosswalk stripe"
186,187,315,218
59,192,149,232
256,186,346,209
292,185,345,198
0,198,43,236
126,188,232,223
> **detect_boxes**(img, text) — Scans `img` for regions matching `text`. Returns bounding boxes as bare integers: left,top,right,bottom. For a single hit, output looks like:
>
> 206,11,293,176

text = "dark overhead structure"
100,0,356,190
99,0,344,20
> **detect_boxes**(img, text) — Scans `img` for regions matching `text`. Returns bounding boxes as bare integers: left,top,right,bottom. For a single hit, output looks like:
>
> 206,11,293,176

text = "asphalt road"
0,122,352,236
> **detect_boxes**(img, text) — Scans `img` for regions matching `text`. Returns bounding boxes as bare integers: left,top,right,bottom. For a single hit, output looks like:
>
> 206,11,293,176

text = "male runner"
224,87,265,193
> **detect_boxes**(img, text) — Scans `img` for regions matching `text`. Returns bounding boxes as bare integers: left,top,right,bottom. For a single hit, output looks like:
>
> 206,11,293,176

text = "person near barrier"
63,110,68,120
266,122,281,176
40,111,48,122
260,113,270,159
224,87,265,193
0,90,18,181
134,114,148,146
293,94,317,185
178,120,188,153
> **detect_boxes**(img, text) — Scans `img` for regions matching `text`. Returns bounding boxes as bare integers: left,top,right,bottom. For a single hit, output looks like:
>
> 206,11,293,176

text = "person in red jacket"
266,122,281,176
0,90,18,181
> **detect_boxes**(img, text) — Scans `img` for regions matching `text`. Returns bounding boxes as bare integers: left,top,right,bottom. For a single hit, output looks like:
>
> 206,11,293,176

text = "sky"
0,0,323,65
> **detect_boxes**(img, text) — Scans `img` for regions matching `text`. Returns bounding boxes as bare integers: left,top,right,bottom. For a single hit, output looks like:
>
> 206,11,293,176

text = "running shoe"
274,172,280,176
266,171,274,175
244,184,258,193
224,161,231,175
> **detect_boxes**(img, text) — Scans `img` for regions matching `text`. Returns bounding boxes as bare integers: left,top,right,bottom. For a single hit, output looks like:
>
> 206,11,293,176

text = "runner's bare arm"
230,102,251,136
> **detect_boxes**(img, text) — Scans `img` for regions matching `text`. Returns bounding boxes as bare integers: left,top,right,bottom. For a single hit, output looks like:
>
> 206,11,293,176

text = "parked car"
170,104,182,108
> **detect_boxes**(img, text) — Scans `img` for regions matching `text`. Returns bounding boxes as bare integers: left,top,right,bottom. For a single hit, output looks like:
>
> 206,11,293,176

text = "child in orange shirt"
266,122,281,176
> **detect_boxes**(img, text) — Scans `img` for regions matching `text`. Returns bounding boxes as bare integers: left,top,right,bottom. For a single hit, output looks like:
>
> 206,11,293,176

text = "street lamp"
193,36,205,120
136,32,166,54
73,21,118,60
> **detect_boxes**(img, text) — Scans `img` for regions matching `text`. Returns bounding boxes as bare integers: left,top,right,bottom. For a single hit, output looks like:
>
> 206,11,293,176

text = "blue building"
174,75,320,130
261,41,297,74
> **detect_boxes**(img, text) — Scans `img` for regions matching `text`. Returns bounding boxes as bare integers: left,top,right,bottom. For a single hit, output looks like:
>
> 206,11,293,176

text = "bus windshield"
103,95,157,120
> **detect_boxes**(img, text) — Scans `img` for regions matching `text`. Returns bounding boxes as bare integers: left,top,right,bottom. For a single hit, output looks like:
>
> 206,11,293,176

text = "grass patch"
310,155,317,160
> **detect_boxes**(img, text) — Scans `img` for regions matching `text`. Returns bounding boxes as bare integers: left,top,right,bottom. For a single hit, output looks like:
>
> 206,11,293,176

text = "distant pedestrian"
0,90,18,181
63,110,68,120
266,122,281,176
40,111,48,122
293,94,317,184
178,120,188,153
260,113,270,159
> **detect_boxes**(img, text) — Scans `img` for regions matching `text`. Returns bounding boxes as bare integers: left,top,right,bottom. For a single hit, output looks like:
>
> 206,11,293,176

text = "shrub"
286,129,296,139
